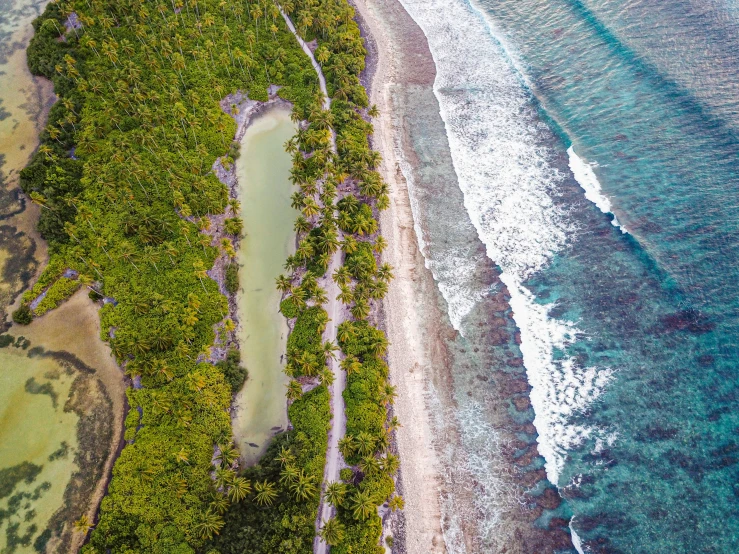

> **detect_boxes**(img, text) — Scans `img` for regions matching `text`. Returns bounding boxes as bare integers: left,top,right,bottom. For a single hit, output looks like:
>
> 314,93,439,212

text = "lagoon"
231,107,297,466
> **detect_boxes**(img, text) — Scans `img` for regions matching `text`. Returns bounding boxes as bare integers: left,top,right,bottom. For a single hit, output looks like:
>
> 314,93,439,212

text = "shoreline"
352,0,577,551
350,0,448,551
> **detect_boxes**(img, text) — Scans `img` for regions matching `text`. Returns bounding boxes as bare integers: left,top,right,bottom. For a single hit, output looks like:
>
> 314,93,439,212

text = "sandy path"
349,0,448,552
314,247,347,554
278,8,346,552
279,7,331,112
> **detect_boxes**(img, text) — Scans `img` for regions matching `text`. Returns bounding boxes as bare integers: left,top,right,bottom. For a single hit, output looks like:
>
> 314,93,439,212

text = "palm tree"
302,198,320,219
289,471,317,501
294,215,311,234
373,236,388,254
367,104,380,118
194,510,225,539
216,444,239,467
341,355,362,376
343,235,358,254
333,266,351,286
377,263,394,282
319,367,335,387
339,435,355,460
351,299,370,320
211,494,230,515
73,515,93,534
337,323,356,344
323,341,338,361
286,379,303,401
324,481,347,507
254,480,278,506
297,351,319,376
350,489,375,521
355,432,375,457
337,286,354,305
380,383,397,406
375,429,391,453
358,456,381,476
387,415,402,433
215,467,235,490
381,453,400,475
313,287,328,305
388,495,405,512
370,335,390,357
279,464,300,486
277,446,296,467
228,477,252,503
319,517,345,546
276,274,292,293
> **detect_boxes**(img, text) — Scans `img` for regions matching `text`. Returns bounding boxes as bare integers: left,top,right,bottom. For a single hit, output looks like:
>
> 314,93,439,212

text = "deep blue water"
472,0,739,551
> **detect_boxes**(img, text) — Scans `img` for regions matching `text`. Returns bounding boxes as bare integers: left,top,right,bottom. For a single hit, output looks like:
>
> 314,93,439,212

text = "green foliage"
11,305,32,325
215,348,248,392
286,306,327,375
213,386,330,554
331,514,383,554
345,241,377,281
32,276,81,316
279,295,300,319
225,262,239,295
21,0,395,550
22,0,321,551
224,217,243,236
21,257,65,303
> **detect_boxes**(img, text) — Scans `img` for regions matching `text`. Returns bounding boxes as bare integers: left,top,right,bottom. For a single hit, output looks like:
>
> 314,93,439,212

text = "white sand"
351,0,447,551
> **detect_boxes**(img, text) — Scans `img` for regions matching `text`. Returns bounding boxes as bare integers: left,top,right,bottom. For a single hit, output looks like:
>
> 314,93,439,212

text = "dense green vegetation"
21,0,402,550
21,0,325,551
214,386,329,553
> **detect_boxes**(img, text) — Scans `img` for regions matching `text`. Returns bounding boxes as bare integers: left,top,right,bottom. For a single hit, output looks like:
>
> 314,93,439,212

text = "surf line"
567,146,628,234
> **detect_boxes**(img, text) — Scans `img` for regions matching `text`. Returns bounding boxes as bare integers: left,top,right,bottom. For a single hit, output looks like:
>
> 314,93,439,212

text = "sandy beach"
350,0,449,551
352,0,579,552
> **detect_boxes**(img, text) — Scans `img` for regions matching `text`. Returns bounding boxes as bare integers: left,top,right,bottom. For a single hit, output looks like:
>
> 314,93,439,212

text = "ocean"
395,0,739,551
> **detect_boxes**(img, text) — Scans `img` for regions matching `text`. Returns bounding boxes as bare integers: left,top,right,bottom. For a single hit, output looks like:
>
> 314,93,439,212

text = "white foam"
567,146,628,233
571,523,587,554
397,0,614,485
395,116,488,333
426,388,519,551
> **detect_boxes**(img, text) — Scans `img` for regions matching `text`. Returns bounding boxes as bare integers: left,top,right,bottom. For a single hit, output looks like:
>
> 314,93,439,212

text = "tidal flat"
0,1,124,551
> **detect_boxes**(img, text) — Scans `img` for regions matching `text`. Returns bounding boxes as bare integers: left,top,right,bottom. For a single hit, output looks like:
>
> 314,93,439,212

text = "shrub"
279,296,300,319
225,262,239,295
216,349,248,393
12,305,32,325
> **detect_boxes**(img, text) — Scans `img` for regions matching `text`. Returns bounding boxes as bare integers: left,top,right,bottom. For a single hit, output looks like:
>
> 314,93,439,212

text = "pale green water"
231,107,297,466
0,2,123,551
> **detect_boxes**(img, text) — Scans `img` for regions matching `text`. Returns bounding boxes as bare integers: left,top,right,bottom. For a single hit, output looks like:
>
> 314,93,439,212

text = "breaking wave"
397,0,614,483
567,146,628,233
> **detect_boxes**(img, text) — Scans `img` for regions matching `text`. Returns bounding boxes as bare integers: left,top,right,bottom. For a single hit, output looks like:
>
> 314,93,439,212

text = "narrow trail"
278,7,344,553
279,8,331,112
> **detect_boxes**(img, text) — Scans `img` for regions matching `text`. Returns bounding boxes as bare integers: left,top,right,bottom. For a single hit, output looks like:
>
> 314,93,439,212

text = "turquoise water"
397,0,739,551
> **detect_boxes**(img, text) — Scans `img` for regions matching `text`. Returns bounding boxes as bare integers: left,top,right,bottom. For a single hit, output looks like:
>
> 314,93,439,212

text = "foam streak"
397,0,614,484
